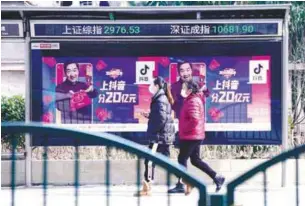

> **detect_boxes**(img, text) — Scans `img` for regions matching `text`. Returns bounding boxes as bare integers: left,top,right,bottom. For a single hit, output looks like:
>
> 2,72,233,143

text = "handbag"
162,104,176,144
70,91,91,111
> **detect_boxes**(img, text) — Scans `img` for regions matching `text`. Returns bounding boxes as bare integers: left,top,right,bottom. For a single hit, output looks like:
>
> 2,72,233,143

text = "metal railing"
2,122,305,206
1,122,207,206
226,143,305,206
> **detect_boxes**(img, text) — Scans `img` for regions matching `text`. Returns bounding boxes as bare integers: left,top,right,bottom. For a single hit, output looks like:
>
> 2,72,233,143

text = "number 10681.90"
211,25,255,34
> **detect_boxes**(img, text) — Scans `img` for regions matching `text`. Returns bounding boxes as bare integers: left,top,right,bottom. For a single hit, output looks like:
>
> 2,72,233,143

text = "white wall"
1,70,25,97
2,159,305,186
1,41,25,62
1,41,25,96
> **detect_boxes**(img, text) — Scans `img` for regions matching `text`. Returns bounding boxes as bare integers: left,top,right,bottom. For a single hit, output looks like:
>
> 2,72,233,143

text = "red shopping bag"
70,91,91,111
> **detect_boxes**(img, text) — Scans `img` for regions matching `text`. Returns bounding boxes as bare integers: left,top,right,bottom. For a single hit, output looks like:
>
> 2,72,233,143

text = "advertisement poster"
41,55,271,132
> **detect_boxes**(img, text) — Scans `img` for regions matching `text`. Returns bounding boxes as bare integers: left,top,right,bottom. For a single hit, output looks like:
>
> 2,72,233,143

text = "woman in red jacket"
179,80,225,194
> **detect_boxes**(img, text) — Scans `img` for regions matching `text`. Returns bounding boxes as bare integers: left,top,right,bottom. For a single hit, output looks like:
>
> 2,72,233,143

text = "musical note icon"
140,64,150,75
254,63,263,74
136,61,155,85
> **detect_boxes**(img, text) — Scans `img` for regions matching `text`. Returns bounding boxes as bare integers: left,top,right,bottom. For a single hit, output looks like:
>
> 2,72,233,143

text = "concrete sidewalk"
1,185,304,206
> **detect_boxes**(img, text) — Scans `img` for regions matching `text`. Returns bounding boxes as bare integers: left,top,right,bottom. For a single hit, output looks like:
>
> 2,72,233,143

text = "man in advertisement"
171,61,193,120
171,61,209,119
55,61,97,124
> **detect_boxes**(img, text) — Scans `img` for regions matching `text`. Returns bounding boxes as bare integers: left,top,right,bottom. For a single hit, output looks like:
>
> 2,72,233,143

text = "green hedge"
1,95,25,148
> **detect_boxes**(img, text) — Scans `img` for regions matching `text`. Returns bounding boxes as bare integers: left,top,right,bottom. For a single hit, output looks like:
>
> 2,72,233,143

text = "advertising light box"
31,41,282,145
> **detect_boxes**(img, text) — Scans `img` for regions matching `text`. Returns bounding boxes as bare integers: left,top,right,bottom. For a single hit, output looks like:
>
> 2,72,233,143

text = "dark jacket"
55,80,97,124
179,93,205,140
171,79,184,119
147,89,175,144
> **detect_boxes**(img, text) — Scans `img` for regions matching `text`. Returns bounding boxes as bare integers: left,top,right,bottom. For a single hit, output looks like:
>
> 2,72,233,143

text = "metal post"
296,72,301,134
210,194,226,206
24,18,32,187
281,8,290,188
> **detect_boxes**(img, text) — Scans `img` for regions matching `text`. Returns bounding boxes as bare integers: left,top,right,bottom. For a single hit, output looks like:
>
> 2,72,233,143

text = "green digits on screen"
241,25,254,33
104,25,140,35
129,26,140,34
212,24,255,35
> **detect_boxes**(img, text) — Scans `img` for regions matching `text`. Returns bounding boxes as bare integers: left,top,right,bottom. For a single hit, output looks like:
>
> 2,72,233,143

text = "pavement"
1,185,304,206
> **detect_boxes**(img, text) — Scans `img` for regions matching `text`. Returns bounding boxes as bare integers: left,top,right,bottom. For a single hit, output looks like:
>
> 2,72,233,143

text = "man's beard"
182,76,192,82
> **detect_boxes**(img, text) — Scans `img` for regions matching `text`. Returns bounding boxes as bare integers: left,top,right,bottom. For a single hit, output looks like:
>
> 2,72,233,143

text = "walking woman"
178,80,225,194
136,76,176,196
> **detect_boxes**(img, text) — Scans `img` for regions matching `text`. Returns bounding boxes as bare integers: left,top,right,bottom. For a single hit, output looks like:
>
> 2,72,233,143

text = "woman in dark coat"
136,76,175,196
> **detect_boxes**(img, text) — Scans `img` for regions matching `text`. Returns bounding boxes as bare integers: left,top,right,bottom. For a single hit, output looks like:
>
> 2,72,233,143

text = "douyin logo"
254,64,263,74
140,64,150,75
136,61,155,85
249,60,269,84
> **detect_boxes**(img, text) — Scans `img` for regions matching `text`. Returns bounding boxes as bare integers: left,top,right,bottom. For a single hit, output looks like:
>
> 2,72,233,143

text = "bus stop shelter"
1,4,290,187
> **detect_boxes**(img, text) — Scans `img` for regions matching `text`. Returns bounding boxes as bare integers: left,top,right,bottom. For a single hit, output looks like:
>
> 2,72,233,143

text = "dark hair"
185,80,200,94
153,76,174,105
177,61,192,74
64,61,79,74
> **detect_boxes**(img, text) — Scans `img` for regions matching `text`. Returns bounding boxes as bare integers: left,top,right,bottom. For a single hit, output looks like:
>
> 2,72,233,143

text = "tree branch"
295,115,305,125
293,96,304,124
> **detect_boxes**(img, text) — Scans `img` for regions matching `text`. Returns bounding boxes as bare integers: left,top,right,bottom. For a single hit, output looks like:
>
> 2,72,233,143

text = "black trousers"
178,140,216,180
144,143,170,182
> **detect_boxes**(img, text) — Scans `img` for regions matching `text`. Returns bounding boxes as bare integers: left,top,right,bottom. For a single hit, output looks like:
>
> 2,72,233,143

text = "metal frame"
1,4,291,12
30,19,284,24
24,15,32,187
29,19,283,38
35,122,273,133
1,20,24,38
281,7,290,188
29,37,283,42
29,34,281,134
